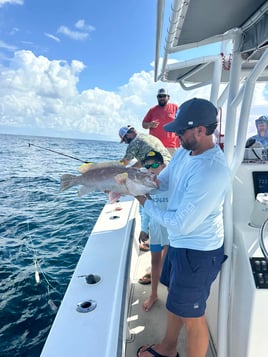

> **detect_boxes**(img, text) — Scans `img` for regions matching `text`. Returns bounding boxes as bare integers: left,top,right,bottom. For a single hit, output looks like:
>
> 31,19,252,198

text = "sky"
0,0,267,141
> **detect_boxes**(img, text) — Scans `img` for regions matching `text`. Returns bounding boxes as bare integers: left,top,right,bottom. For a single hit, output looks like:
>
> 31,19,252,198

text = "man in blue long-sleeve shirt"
136,98,231,357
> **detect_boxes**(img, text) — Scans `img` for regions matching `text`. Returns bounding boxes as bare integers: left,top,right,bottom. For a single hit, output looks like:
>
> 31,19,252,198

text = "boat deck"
126,248,215,357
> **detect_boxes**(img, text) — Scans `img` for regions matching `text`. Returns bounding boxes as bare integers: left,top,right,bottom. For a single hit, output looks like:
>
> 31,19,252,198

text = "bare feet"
143,295,158,311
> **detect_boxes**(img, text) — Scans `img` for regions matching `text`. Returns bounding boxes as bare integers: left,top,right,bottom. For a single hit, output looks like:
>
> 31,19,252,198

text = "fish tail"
60,174,77,191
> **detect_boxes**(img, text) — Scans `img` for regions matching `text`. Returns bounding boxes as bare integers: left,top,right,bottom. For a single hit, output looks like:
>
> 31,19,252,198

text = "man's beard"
125,137,133,144
180,138,198,151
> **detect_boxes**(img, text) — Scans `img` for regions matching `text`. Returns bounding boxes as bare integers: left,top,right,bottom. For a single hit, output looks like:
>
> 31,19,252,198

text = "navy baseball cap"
164,98,218,134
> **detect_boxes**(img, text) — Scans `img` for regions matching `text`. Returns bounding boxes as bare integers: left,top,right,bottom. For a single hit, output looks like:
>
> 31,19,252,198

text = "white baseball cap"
119,125,133,142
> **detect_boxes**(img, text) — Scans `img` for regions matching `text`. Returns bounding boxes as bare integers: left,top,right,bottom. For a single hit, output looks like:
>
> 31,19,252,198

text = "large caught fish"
60,162,158,203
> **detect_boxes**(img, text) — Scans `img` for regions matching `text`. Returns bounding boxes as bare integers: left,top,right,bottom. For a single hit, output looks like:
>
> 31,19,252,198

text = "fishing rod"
28,143,89,163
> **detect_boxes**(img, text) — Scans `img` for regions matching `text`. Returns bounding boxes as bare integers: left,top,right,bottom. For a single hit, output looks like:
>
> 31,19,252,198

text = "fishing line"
24,180,42,286
28,142,89,163
25,171,59,312
25,176,55,291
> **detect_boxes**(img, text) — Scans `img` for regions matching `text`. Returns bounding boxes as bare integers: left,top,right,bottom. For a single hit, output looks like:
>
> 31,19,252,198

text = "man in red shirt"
142,88,179,155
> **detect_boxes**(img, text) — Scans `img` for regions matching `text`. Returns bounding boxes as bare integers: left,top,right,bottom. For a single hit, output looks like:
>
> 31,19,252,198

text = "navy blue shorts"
160,245,226,318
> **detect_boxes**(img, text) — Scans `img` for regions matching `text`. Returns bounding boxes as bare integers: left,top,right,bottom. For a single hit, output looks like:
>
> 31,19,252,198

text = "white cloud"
0,49,267,141
0,40,17,51
75,19,95,32
247,83,268,135
45,33,60,43
0,50,83,97
0,0,23,7
9,27,19,35
57,26,88,41
57,20,95,41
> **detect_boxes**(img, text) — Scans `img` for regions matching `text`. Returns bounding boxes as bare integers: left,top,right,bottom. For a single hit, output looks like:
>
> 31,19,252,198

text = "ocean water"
0,134,126,357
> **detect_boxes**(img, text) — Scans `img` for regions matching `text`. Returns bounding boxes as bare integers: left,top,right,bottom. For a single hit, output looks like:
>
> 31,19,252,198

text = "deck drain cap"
76,300,97,313
85,274,101,284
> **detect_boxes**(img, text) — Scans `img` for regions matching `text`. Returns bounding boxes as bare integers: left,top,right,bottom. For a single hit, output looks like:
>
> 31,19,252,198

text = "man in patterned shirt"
119,125,171,167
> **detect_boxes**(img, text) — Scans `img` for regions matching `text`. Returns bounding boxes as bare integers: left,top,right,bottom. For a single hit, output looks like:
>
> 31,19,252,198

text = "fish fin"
96,161,123,168
60,174,77,191
125,178,155,196
79,161,124,174
78,185,93,197
114,172,129,185
78,162,94,173
108,192,122,203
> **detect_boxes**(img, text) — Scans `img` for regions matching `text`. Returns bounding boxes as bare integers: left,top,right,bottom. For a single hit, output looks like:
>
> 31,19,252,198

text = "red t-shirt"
143,103,179,148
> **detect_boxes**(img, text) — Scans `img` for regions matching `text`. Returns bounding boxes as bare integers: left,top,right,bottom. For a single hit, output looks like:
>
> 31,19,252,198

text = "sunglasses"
144,162,161,169
175,126,199,136
175,128,188,136
157,95,167,98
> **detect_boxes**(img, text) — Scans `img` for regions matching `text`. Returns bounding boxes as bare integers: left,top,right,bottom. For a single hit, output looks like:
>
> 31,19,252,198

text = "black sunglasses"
175,128,188,136
157,95,167,98
176,126,199,136
144,162,161,169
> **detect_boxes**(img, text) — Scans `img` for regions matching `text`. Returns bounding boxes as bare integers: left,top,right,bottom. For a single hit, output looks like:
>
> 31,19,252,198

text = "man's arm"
142,109,159,129
142,120,159,129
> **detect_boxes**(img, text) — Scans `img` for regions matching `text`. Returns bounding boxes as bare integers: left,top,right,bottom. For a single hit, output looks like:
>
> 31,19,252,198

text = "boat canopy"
155,0,268,83
160,57,268,87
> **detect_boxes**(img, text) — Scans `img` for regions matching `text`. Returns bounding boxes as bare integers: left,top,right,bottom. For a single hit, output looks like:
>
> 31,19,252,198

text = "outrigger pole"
28,143,89,163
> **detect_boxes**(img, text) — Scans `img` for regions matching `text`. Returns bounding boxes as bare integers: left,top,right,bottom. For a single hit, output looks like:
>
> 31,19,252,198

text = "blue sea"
0,134,126,357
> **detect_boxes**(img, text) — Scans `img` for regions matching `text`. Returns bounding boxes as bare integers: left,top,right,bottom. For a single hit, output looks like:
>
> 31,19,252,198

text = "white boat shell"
41,197,140,357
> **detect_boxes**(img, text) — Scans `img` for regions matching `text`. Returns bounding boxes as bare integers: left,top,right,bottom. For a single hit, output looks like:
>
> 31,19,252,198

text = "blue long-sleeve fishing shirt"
143,145,231,251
